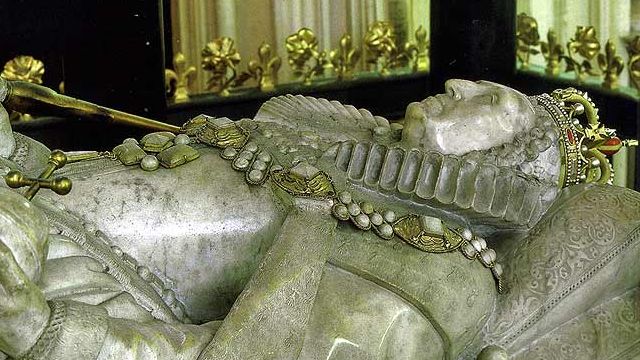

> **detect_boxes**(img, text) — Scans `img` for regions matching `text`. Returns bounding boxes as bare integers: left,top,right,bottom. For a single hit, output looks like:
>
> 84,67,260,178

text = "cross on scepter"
4,150,72,200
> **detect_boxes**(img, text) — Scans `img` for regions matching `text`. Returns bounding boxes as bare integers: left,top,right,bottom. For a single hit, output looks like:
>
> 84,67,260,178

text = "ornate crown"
533,88,634,187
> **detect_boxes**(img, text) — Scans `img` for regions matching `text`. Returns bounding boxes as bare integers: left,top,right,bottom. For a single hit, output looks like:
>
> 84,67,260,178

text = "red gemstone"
566,129,575,145
599,136,622,156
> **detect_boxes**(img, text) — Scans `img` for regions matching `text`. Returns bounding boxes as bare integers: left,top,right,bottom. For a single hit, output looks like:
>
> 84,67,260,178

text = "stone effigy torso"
0,79,639,360
33,131,496,359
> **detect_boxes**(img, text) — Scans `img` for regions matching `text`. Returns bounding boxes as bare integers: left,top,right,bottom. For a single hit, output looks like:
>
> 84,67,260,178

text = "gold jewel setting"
182,114,249,149
111,132,200,171
393,214,463,253
534,88,631,187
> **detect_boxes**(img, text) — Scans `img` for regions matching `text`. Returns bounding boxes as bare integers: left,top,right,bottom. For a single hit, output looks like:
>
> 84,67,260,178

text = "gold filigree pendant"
271,168,335,199
393,214,463,253
188,121,249,150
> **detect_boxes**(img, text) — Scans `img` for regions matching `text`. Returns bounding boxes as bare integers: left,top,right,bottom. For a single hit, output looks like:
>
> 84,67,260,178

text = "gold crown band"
532,88,623,188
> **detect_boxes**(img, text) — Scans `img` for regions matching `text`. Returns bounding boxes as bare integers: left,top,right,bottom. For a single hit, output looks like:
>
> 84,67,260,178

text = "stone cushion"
481,184,640,357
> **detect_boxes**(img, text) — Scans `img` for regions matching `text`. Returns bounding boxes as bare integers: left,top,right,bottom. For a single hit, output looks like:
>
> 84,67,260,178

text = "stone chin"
401,79,537,156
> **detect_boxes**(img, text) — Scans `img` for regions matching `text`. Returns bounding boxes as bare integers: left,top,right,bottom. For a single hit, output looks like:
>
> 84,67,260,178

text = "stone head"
402,79,537,155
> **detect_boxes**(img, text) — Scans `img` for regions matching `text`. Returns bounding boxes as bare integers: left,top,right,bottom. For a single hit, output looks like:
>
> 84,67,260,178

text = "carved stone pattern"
8,133,30,168
511,288,640,359
198,210,337,360
35,197,186,324
256,95,389,144
20,300,110,360
19,300,67,360
483,185,640,347
249,95,392,175
55,157,126,179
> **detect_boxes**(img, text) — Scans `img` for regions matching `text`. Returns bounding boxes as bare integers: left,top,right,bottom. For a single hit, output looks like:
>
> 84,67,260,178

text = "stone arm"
0,239,49,358
20,300,217,360
3,190,338,360
0,190,50,358
0,188,218,360
198,197,338,360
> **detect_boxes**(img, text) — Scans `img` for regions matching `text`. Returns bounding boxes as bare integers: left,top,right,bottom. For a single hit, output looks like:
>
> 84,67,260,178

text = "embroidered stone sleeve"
20,300,215,360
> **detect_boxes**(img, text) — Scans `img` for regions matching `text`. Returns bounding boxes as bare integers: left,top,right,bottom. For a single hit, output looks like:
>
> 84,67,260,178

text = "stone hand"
0,239,50,358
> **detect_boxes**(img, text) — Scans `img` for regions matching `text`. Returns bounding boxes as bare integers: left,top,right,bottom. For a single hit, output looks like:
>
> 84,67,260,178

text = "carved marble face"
402,79,536,155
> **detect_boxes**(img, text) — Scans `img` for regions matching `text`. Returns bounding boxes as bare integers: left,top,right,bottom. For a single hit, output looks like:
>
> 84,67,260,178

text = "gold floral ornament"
627,36,640,92
564,26,601,82
201,37,242,96
516,13,540,70
1,55,45,121
236,42,282,92
364,21,404,75
286,28,329,85
597,40,624,90
393,214,463,253
1,55,45,84
540,29,564,76
404,25,430,72
165,52,197,103
329,34,361,80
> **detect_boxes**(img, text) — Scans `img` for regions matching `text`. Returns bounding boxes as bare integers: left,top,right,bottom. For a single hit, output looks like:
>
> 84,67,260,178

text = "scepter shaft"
2,80,180,133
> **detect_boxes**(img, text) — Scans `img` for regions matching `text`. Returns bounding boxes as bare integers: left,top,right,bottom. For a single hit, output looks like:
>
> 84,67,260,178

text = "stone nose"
444,79,483,100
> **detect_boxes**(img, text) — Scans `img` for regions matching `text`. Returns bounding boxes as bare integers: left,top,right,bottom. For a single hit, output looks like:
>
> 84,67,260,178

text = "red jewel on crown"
566,129,575,145
598,136,622,156
542,88,636,186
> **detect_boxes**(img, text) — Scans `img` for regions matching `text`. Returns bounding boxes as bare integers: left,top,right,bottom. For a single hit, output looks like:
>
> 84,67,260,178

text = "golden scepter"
1,79,180,133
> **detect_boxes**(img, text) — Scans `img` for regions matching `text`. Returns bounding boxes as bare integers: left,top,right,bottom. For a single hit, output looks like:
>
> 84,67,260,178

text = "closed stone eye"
473,94,496,105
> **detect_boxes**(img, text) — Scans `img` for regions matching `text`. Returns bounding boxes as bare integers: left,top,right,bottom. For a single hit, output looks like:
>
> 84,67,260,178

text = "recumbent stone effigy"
0,78,638,359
